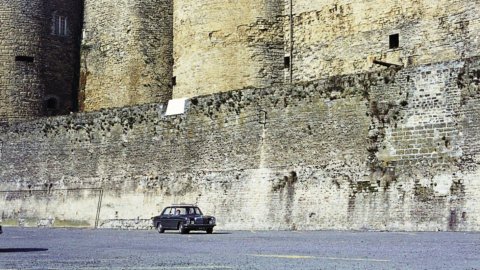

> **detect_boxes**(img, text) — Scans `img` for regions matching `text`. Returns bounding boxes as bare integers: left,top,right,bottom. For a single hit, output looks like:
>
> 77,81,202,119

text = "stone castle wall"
80,0,173,111
0,0,82,123
290,0,480,83
1,58,479,231
172,0,285,98
172,0,480,97
3,0,478,114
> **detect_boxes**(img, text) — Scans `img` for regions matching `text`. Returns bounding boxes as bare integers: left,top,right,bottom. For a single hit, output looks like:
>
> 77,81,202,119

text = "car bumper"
184,224,215,230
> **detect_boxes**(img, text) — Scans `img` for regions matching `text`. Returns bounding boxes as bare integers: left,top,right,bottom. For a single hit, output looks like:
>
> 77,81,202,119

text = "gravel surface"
0,228,479,269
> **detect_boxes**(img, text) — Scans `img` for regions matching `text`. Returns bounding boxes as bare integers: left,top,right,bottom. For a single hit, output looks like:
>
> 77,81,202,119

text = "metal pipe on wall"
289,0,293,84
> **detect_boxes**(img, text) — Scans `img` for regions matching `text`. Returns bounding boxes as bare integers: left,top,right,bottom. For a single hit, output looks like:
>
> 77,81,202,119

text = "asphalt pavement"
0,228,479,269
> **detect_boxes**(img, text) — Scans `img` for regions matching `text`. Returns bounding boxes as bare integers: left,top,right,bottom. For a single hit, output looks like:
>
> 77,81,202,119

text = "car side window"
162,207,172,215
176,208,186,215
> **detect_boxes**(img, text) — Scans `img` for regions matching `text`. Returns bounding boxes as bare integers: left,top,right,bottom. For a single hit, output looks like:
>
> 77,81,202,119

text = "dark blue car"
152,205,216,234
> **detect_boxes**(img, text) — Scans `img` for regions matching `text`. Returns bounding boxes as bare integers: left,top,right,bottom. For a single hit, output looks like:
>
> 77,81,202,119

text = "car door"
161,207,174,229
170,207,183,229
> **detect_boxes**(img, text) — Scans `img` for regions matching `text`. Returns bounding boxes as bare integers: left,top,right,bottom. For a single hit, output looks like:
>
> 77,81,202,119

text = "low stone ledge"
99,219,153,230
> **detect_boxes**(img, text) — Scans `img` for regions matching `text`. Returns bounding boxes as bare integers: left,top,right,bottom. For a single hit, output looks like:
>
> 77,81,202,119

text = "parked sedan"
152,205,216,234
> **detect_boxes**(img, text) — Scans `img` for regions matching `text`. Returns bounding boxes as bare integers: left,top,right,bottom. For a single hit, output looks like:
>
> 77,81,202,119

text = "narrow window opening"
54,15,68,36
284,56,291,69
172,76,177,86
389,34,399,49
15,56,34,62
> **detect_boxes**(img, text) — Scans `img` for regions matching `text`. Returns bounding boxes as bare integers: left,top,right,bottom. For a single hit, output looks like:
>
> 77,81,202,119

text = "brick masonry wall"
172,0,480,99
0,0,82,123
289,0,480,83
80,0,173,112
172,0,285,99
1,58,479,231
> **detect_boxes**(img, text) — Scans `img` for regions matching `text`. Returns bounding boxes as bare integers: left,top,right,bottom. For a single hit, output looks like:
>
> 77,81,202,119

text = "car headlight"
209,218,215,225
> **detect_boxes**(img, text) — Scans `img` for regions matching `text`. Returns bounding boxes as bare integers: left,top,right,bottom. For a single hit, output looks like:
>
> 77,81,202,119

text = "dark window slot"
284,56,291,69
172,76,177,86
389,34,399,49
15,56,34,62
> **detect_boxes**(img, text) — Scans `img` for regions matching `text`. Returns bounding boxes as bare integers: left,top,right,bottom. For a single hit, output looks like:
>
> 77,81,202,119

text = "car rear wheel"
178,223,188,234
156,223,165,233
206,228,213,234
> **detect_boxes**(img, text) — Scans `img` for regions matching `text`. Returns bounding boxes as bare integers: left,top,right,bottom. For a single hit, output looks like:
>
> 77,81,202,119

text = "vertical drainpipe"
289,0,294,84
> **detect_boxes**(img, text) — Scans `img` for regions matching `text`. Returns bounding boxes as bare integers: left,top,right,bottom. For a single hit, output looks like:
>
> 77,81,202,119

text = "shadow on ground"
162,232,232,235
0,248,48,253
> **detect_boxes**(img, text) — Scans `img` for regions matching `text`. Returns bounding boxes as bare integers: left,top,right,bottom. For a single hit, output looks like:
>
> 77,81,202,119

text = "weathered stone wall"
289,0,480,83
0,0,82,123
80,0,173,111
1,58,479,231
172,0,285,98
172,0,480,98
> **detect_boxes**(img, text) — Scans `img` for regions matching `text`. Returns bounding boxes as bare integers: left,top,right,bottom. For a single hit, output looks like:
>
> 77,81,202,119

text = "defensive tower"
80,0,173,112
172,0,286,98
0,0,83,123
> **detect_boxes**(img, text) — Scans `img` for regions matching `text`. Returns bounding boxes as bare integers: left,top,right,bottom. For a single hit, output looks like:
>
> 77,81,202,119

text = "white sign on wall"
165,98,188,116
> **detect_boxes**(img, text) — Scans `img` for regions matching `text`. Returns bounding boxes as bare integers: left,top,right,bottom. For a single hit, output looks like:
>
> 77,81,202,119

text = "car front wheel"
178,223,188,234
156,223,164,233
206,228,213,234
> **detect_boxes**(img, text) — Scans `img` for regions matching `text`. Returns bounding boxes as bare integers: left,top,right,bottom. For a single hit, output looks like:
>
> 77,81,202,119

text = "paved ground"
0,228,479,269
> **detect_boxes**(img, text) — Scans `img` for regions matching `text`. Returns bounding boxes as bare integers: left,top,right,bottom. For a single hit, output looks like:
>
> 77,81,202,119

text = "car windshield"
191,207,202,215
162,208,172,215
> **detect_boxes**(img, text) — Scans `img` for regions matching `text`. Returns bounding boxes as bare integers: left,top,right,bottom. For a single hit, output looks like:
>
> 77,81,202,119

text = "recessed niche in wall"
15,56,34,62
